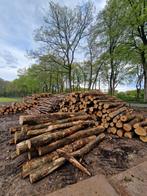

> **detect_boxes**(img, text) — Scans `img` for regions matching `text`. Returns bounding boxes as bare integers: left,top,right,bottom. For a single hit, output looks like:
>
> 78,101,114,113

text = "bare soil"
0,108,147,196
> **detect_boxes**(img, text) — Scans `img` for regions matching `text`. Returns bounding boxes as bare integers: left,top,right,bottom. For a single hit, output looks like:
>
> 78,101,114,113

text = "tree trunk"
68,65,72,92
141,51,147,102
144,68,147,102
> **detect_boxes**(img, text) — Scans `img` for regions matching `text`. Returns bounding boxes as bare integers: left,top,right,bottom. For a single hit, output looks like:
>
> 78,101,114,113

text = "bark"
123,116,144,131
29,133,105,183
16,140,28,155
38,126,104,156
57,150,91,176
109,107,127,118
22,136,95,178
133,120,147,128
27,121,96,149
19,112,85,125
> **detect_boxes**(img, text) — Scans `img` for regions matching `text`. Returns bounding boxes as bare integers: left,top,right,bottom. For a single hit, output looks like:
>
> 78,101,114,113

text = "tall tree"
34,1,93,91
119,0,147,101
94,0,126,95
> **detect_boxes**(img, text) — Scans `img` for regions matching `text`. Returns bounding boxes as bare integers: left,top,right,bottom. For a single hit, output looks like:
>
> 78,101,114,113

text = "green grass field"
0,97,20,102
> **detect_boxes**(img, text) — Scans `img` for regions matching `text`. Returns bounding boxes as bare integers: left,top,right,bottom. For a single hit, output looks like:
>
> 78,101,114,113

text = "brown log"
57,150,91,176
22,136,95,178
116,120,123,128
28,150,38,160
139,136,147,142
14,130,29,144
38,126,104,156
55,114,92,124
120,114,136,122
123,116,144,132
103,123,109,128
19,112,85,125
103,102,124,109
109,107,127,118
27,121,96,149
21,122,52,132
108,127,117,134
29,133,105,183
124,132,134,139
113,115,120,123
116,129,124,137
110,122,114,127
16,140,28,155
47,120,87,132
134,127,147,136
133,119,147,129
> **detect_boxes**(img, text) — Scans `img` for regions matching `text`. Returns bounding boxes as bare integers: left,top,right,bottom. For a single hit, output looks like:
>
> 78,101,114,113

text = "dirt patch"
0,114,147,196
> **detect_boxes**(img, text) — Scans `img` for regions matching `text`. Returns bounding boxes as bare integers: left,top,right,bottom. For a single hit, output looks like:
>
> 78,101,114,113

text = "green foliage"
116,90,144,103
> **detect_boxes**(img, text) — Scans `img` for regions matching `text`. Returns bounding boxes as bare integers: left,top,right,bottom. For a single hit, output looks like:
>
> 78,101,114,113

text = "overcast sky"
0,0,106,81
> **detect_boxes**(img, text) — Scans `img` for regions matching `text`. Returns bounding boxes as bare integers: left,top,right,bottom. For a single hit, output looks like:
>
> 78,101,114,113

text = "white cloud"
0,0,106,81
0,43,35,80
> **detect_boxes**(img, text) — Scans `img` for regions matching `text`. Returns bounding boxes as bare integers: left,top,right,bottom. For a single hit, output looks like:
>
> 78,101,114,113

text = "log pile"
25,94,64,115
0,93,64,116
0,102,34,116
10,111,105,183
59,92,147,142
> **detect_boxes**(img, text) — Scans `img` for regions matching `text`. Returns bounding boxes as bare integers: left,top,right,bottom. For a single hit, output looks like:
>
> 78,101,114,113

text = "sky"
0,0,106,81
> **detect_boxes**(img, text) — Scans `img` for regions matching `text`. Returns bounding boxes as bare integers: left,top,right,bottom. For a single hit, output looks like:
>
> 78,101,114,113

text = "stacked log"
25,94,64,115
0,93,64,116
60,92,147,142
10,111,105,183
0,102,34,116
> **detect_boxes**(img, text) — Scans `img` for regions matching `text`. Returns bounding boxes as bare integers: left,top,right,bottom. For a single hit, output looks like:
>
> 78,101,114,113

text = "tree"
34,1,93,91
94,0,127,94
120,0,147,101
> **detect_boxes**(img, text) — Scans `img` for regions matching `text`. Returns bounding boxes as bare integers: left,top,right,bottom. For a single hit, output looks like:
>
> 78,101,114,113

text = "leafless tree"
35,1,93,91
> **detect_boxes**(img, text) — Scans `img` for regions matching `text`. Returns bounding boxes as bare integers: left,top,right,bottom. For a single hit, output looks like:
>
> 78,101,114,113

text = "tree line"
1,0,147,101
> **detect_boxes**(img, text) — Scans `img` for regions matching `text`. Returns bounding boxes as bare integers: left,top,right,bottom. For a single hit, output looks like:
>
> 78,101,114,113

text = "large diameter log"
133,120,147,129
38,126,104,156
27,121,96,149
120,114,136,122
103,102,124,109
19,112,85,125
134,127,147,136
109,107,127,118
123,116,144,132
29,133,105,183
22,136,95,178
139,136,147,142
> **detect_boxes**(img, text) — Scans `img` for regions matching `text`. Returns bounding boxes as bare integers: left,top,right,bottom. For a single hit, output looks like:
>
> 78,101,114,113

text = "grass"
115,90,147,104
0,97,21,103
